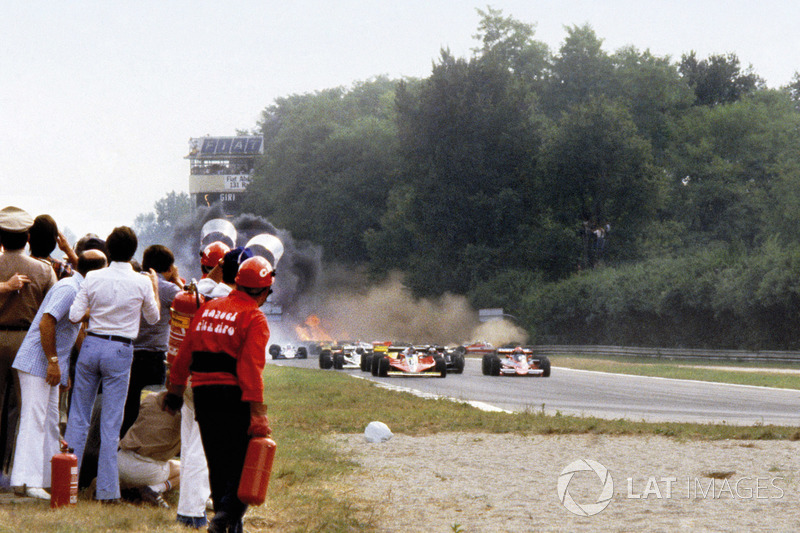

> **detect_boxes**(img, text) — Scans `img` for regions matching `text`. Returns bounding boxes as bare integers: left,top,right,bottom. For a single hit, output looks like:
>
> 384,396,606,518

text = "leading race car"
319,341,373,370
481,346,551,377
371,345,447,378
268,343,308,360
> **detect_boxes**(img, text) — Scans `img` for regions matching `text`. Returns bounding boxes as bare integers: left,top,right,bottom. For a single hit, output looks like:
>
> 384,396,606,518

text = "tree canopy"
140,8,800,349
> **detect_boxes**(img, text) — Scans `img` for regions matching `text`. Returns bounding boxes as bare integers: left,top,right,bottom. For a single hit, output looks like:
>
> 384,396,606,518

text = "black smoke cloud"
164,206,321,317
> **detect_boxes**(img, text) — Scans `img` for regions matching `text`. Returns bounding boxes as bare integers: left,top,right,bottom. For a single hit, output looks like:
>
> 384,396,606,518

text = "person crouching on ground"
118,390,180,508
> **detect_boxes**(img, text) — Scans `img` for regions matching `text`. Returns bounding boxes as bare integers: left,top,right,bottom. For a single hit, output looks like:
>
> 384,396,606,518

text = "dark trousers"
120,350,165,438
194,385,250,531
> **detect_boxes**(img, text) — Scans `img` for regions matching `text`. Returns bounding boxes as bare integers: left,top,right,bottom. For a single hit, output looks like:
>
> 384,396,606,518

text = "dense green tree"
666,90,800,246
678,52,763,106
538,98,664,265
472,6,550,87
612,46,694,157
244,77,401,263
368,49,539,295
542,24,615,115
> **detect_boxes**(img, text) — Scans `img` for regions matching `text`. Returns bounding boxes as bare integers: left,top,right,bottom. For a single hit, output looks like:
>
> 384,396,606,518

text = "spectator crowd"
0,205,273,533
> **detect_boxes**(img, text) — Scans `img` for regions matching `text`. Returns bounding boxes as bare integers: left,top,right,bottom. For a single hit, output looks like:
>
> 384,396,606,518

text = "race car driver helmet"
200,241,231,276
235,256,274,291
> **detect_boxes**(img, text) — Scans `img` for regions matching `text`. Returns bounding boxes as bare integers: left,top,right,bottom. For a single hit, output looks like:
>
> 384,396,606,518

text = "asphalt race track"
268,357,800,426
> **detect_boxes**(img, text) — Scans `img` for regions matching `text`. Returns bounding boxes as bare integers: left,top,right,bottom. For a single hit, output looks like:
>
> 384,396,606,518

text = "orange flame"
295,314,334,342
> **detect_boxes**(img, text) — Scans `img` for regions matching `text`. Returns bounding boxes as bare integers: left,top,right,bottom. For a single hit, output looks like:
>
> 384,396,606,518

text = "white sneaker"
26,487,51,500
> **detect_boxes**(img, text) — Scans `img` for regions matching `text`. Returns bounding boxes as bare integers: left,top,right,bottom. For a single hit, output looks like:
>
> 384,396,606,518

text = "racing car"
268,343,308,360
319,341,372,370
462,340,496,356
371,345,447,378
440,345,466,373
481,346,551,377
360,341,392,372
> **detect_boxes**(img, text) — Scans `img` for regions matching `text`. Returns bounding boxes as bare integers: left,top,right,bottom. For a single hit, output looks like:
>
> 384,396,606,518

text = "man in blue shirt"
10,250,107,499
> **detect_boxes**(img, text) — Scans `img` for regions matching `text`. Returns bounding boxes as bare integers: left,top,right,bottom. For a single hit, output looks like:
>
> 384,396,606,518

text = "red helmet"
235,256,274,289
200,241,231,268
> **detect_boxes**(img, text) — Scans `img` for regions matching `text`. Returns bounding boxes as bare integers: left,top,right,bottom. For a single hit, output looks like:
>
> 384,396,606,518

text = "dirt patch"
331,433,800,532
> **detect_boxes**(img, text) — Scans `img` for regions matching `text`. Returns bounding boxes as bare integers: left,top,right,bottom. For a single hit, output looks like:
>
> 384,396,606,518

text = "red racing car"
481,346,551,377
371,346,447,378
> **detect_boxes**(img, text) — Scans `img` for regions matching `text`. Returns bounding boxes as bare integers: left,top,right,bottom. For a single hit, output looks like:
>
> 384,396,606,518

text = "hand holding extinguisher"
247,403,271,437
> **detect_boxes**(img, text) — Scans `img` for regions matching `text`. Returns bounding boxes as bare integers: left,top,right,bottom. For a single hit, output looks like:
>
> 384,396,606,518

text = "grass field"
3,358,800,532
553,355,800,390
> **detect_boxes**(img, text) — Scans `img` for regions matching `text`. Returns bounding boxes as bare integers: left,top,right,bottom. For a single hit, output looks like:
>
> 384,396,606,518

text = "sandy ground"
331,433,800,532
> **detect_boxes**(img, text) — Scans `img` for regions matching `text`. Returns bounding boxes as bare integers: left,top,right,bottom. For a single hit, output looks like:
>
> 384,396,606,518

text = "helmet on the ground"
235,256,274,289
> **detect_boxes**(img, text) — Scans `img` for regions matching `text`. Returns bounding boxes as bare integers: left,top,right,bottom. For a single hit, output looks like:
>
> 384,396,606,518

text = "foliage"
133,9,800,349
679,51,764,106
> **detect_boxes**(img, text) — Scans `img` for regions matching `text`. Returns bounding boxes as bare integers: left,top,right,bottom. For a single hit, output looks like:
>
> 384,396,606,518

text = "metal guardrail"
530,345,800,363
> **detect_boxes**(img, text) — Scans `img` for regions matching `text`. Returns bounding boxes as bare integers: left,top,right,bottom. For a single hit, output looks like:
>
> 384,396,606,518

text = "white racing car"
319,341,373,370
481,346,551,377
268,343,308,360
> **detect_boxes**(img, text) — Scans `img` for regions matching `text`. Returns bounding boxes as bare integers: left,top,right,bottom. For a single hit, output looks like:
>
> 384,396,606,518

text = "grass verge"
4,363,800,532
552,355,800,390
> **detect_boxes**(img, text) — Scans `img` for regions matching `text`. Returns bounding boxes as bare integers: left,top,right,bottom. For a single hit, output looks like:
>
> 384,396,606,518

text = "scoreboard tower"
187,135,264,215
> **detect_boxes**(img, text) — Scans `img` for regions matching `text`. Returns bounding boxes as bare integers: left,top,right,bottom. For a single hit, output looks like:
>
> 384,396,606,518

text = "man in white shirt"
65,226,160,503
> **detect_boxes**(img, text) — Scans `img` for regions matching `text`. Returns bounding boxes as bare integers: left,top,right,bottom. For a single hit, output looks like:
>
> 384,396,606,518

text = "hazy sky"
3,1,799,240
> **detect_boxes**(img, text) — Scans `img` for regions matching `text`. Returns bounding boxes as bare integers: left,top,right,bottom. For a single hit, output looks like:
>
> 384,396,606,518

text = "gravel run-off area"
331,432,800,532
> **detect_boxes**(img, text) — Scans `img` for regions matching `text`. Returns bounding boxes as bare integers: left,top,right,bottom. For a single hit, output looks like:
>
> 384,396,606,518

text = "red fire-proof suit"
169,290,269,530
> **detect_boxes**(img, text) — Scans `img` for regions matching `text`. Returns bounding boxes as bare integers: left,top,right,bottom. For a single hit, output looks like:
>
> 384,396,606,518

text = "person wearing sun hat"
0,206,57,478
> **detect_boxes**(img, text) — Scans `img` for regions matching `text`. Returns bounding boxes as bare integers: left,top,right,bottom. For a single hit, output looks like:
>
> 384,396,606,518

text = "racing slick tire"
268,344,282,360
452,353,465,374
371,354,381,376
297,346,308,359
489,354,501,376
361,353,373,372
540,355,551,377
377,356,390,377
481,353,492,375
434,355,447,378
333,352,344,370
319,349,333,369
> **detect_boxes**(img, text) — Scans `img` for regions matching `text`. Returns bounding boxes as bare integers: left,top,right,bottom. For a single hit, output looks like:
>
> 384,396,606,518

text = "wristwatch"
48,356,58,364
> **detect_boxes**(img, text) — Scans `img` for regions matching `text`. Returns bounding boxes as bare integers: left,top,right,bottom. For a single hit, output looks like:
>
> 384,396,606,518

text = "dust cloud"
141,207,529,347
305,272,529,346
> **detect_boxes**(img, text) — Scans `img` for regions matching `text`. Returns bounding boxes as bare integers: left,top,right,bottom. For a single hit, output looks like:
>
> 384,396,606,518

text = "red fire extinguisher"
166,284,205,368
51,439,78,509
237,437,277,505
